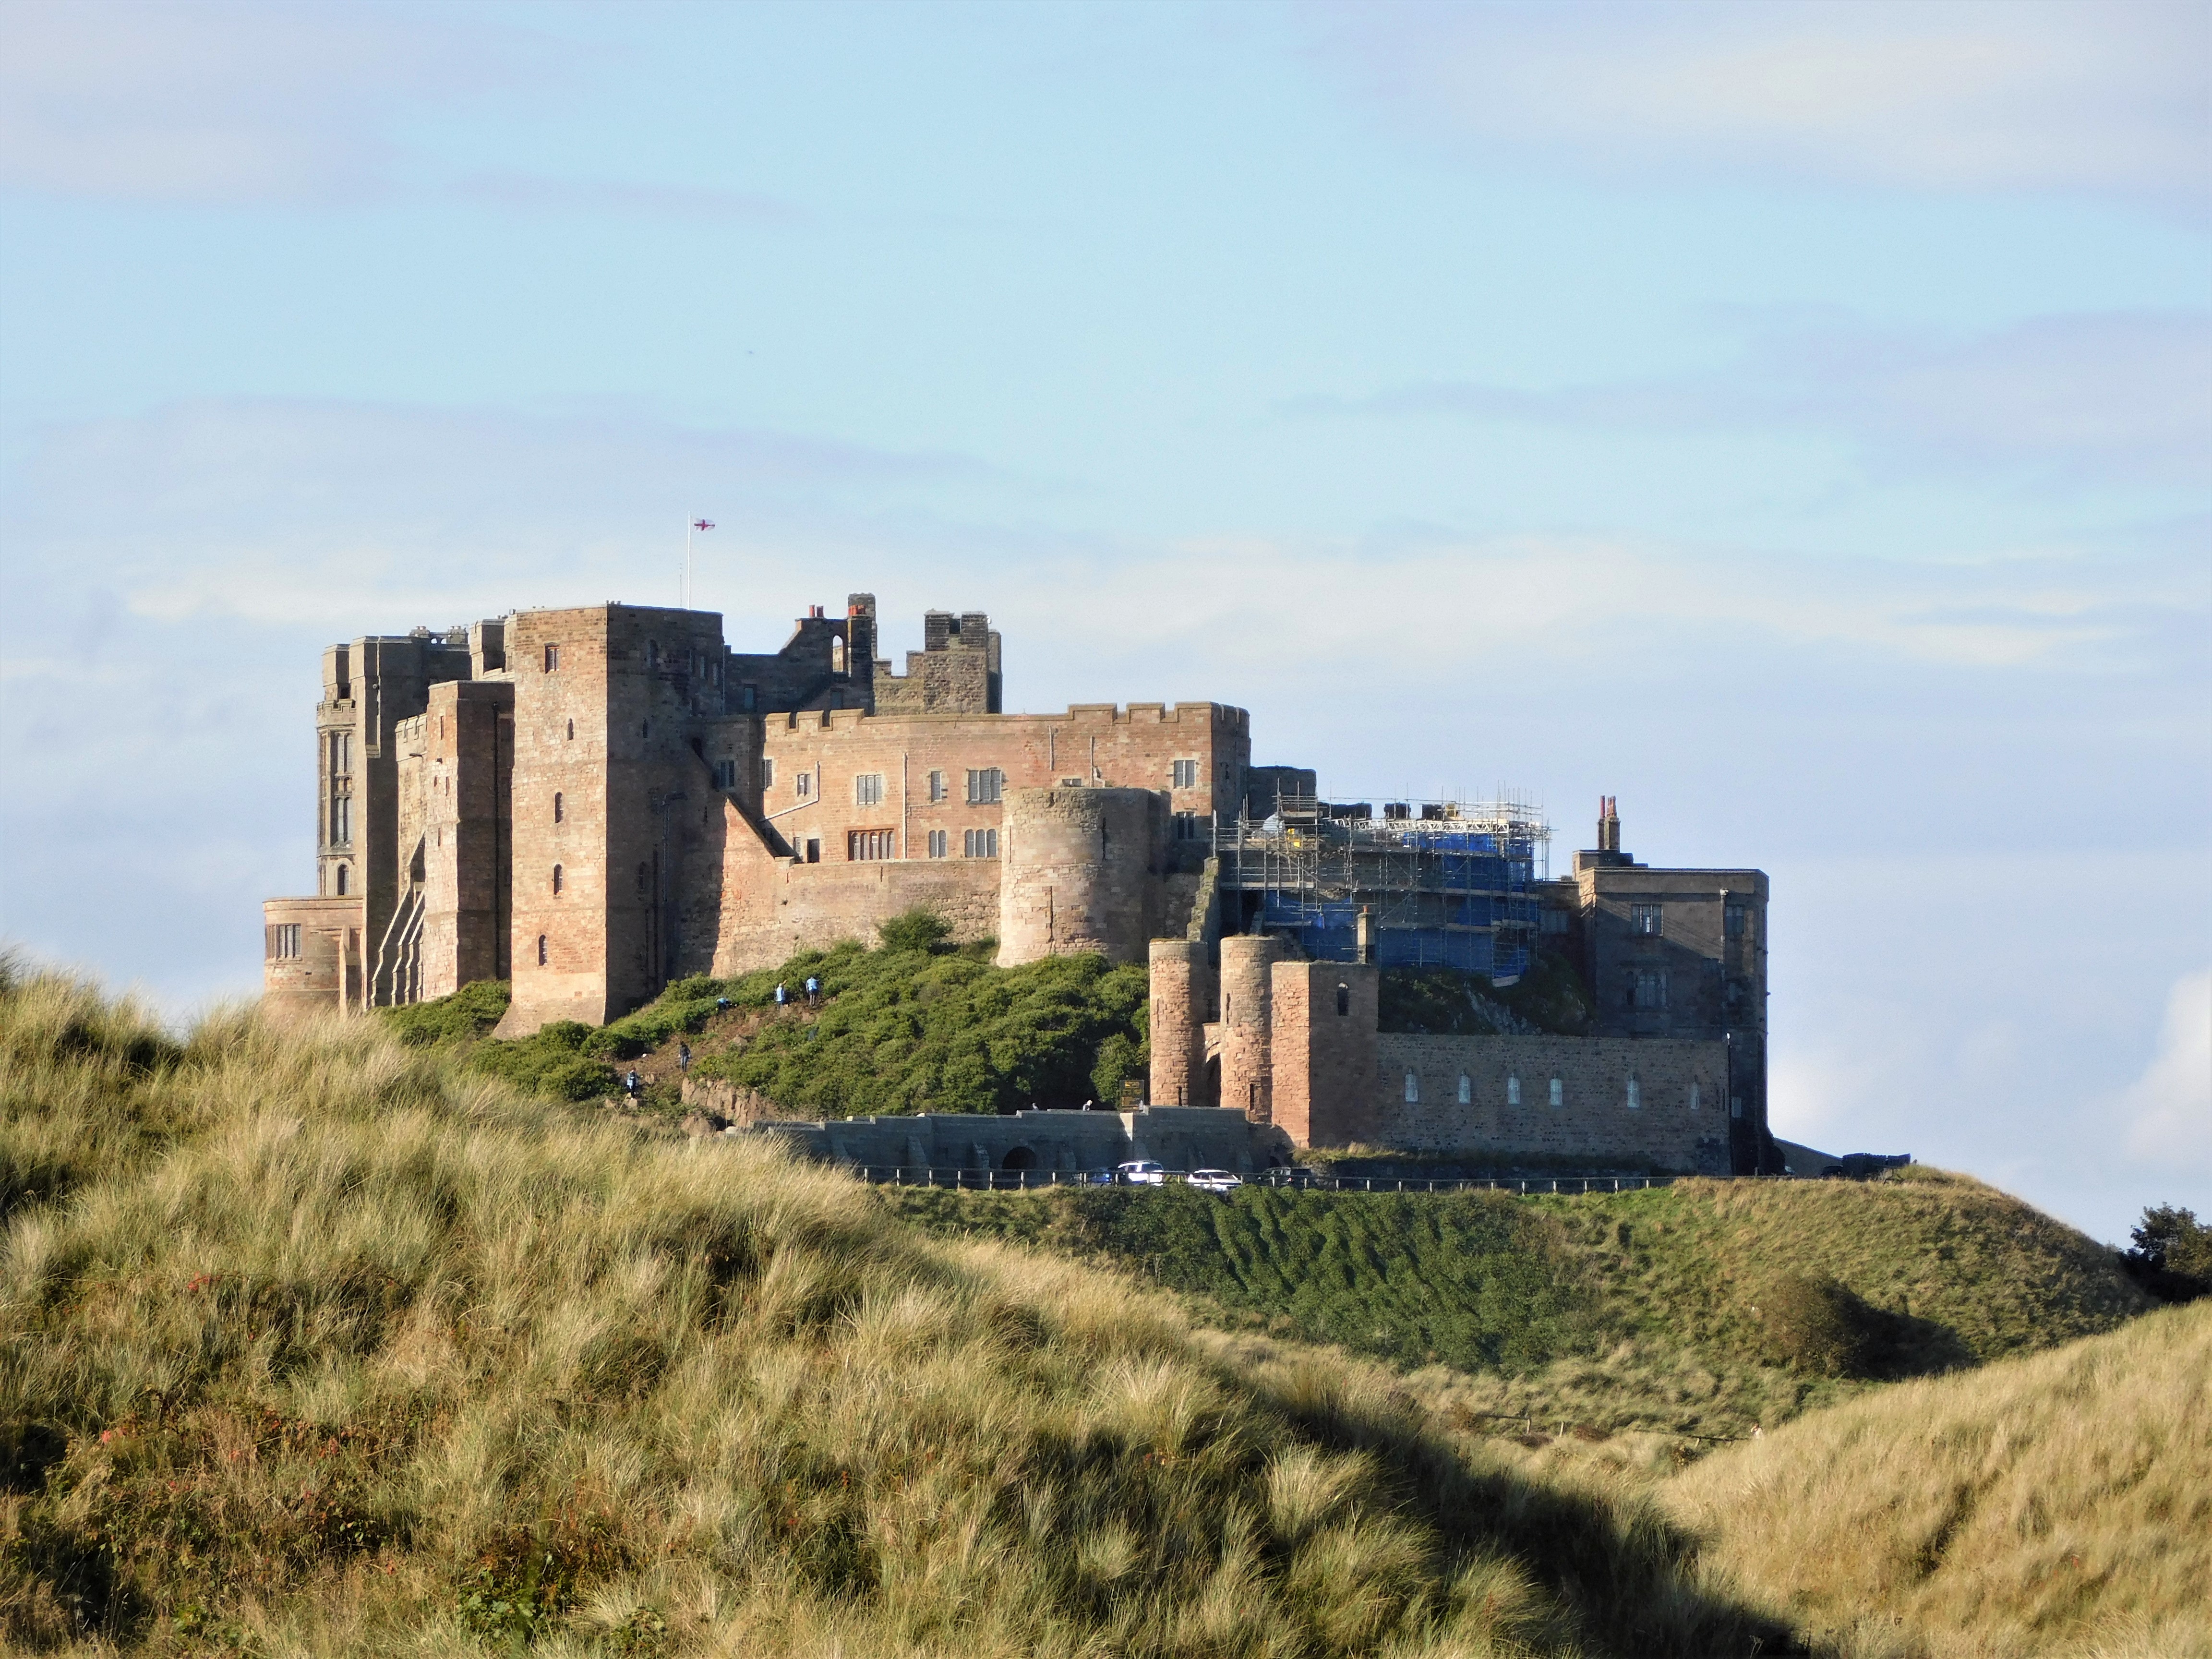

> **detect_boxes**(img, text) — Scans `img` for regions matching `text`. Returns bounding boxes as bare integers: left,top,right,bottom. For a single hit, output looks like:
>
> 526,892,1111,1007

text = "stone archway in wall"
1001,1146,1038,1171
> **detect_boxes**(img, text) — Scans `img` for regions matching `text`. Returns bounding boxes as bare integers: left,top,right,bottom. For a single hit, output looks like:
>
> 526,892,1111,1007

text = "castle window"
1404,1070,1419,1104
1731,1095,1744,1119
1335,983,1349,1017
795,770,812,799
1507,1074,1521,1106
805,838,820,864
647,640,660,669
966,768,1002,805
642,720,650,740
335,865,348,896
927,829,948,858
1549,1077,1563,1108
552,865,563,895
1632,970,1668,1009
854,772,885,807
1174,812,1202,842
566,720,574,741
266,924,301,960
1626,1075,1641,1109
1726,902,1751,938
544,644,559,672
537,934,547,966
1457,1073,1471,1104
713,759,736,789
1171,759,1198,789
848,828,894,861
1630,903,1662,936
762,757,776,789
963,827,998,858
1541,908,1569,935
330,793,352,847
928,769,946,803
1689,1082,1701,1112
553,792,563,823
742,685,757,711
831,636,846,674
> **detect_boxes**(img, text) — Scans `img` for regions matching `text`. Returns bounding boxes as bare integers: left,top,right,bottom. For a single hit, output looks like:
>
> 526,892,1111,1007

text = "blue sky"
2,0,2205,1242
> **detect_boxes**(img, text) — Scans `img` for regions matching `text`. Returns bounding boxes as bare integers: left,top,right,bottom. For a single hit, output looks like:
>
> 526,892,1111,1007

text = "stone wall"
1369,1034,1731,1173
1217,934,1285,1123
739,1105,1293,1174
261,896,361,1020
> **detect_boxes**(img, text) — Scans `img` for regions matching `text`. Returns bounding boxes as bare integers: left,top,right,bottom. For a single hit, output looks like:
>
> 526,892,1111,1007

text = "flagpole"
684,519,692,610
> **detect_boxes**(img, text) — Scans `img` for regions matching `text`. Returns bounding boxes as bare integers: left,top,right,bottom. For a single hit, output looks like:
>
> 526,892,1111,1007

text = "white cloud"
1291,311,2212,490
1319,0,2210,210
0,0,545,204
2120,969,2212,1172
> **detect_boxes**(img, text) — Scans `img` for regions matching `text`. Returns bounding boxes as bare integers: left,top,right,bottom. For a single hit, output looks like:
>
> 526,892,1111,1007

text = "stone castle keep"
263,598,1775,1175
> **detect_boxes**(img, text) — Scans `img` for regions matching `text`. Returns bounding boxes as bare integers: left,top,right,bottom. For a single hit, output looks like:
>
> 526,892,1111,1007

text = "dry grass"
0,964,1786,1656
1666,1300,2212,1659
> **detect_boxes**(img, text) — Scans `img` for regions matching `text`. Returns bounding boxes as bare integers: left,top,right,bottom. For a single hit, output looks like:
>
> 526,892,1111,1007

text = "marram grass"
1,963,1785,1656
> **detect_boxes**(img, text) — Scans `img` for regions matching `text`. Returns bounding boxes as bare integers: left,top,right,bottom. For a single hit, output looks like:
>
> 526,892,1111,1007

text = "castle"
262,597,1776,1175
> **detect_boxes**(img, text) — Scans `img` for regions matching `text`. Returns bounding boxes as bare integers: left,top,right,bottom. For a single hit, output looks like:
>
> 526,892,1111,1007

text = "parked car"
1114,1160,1167,1186
1187,1169,1242,1194
1257,1166,1320,1189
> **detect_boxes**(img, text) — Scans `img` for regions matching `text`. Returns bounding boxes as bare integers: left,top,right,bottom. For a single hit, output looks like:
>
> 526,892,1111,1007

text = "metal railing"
847,1166,1679,1197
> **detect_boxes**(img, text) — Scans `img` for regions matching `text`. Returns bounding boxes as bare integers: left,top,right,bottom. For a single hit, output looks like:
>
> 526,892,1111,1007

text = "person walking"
624,1069,641,1100
805,974,820,1007
774,982,787,1009
678,1042,692,1074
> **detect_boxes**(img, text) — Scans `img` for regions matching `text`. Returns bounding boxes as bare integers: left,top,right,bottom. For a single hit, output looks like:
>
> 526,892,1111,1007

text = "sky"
0,0,2205,1245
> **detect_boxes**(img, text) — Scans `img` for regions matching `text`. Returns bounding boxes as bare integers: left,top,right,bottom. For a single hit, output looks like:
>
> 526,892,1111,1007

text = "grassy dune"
1667,1301,2212,1658
1,964,1791,1656
887,1171,2152,1443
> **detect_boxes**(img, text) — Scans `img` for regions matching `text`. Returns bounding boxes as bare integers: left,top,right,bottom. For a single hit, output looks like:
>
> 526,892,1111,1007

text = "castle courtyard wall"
1369,1034,1731,1173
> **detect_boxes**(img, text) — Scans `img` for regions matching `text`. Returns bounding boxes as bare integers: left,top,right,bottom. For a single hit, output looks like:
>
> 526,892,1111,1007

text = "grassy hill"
381,921,1151,1117
3,961,1802,1655
1667,1300,2212,1658
887,1170,2155,1442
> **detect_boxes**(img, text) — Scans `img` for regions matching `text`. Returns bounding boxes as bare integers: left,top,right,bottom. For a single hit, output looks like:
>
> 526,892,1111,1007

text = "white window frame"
1549,1077,1563,1108
1506,1074,1521,1107
854,772,885,807
966,767,1003,805
1404,1070,1419,1104
1171,758,1199,789
1626,1075,1640,1110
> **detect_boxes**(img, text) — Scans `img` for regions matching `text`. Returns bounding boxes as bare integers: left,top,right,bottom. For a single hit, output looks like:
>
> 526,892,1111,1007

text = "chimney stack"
1598,796,1621,854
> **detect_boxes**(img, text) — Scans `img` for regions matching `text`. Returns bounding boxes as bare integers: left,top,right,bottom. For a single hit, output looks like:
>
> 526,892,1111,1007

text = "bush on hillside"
466,1019,611,1102
1757,1273,1879,1378
691,943,1147,1116
2122,1203,2212,1303
377,978,509,1046
875,906,951,954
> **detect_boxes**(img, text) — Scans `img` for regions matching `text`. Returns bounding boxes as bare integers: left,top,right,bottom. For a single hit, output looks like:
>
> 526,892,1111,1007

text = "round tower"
1218,933,1286,1124
997,786,1162,966
1148,938,1206,1107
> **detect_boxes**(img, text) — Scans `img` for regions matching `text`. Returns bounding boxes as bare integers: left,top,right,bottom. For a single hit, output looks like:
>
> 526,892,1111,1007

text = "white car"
1186,1169,1242,1193
1115,1160,1167,1186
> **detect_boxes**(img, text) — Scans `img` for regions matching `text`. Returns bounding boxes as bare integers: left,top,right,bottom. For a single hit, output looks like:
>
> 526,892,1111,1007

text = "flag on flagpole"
693,519,715,531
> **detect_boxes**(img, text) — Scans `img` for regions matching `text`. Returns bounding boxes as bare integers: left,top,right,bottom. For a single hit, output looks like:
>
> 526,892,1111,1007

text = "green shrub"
1378,949,1592,1039
875,906,951,954
467,1020,611,1102
1758,1274,1878,1378
692,944,1147,1116
377,980,510,1046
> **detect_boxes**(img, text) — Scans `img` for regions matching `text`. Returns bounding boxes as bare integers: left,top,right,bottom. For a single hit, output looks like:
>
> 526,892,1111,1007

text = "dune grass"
884,1168,2153,1445
1,962,1797,1656
1667,1300,2212,1658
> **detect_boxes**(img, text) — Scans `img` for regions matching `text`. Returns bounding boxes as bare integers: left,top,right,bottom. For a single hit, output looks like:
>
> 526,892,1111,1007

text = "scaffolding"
1213,791,1551,981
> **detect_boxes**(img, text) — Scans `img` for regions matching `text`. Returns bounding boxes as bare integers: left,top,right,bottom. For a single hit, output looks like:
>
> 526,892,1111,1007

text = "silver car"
1115,1160,1167,1186
1187,1169,1242,1194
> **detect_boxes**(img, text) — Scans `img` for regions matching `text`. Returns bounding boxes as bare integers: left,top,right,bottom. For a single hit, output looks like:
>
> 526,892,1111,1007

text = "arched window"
566,719,574,741
1404,1070,1419,1104
536,934,548,966
1457,1073,1471,1104
335,865,348,896
1335,983,1350,1017
1689,1082,1702,1112
1626,1075,1641,1110
553,791,563,823
831,635,847,674
1549,1077,1564,1108
647,639,660,669
543,643,559,672
1507,1074,1521,1107
552,865,563,895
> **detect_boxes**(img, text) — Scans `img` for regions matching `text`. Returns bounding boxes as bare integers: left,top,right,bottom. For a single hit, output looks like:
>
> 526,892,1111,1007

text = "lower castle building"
262,597,1777,1174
